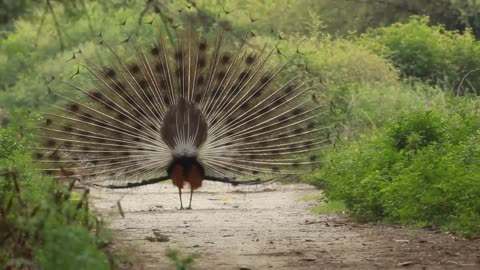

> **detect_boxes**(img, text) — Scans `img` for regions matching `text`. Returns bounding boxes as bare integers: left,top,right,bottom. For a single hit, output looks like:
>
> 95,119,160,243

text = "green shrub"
282,32,399,88
36,225,109,270
0,112,113,268
308,108,480,237
387,110,445,150
360,16,480,95
333,82,451,137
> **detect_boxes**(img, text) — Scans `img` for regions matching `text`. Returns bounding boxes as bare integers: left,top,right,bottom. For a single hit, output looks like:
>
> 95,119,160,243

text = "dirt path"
91,183,480,270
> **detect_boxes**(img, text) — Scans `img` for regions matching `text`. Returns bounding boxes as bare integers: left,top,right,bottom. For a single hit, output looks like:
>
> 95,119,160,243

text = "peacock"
33,20,332,210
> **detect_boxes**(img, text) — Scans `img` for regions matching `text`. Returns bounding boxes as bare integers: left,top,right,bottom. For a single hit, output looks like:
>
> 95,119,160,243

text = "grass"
311,200,348,214
297,193,325,202
297,193,347,214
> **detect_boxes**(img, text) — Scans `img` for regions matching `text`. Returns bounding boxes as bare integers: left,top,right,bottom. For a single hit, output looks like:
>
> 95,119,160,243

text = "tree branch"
46,0,65,51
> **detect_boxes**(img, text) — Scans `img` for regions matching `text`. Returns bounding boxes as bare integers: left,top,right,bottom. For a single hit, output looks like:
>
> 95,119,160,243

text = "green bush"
36,225,109,270
332,82,452,137
0,111,113,268
281,32,399,88
360,16,480,95
387,110,445,150
308,108,480,237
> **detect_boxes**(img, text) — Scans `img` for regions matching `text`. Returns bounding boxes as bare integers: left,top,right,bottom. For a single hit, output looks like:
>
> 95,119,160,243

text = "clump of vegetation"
360,16,480,95
195,0,480,38
331,82,448,137
297,193,347,214
167,250,199,270
311,200,347,215
284,32,399,87
0,111,116,269
308,108,480,237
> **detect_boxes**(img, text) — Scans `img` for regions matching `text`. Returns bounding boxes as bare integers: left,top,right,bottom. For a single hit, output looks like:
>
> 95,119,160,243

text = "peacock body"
34,23,332,209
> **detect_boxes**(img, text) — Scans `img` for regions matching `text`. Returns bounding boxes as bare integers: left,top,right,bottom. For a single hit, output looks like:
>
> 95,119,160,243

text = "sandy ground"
90,182,480,270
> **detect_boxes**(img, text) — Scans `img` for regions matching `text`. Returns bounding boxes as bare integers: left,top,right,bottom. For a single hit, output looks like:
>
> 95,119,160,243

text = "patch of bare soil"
90,183,480,270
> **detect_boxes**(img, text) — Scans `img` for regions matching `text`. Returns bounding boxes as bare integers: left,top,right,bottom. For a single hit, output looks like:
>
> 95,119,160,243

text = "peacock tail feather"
33,22,333,188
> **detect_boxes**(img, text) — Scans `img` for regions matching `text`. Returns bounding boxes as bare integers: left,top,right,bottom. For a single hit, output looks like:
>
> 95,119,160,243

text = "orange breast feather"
187,164,203,190
171,164,185,189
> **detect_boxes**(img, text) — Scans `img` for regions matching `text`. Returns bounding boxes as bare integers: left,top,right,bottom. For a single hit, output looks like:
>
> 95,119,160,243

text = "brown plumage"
33,25,331,209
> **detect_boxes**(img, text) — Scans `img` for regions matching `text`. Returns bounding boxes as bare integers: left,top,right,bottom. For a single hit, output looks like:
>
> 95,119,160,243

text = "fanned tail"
33,23,332,187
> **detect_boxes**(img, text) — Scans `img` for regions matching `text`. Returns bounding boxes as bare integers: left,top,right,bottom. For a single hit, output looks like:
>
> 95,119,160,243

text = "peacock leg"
178,187,184,210
186,188,194,210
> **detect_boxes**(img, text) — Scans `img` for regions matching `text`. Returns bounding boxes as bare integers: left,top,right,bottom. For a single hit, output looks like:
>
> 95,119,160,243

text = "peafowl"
33,22,332,209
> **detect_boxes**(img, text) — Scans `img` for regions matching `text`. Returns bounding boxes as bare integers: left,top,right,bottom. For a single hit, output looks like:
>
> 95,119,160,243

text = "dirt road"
90,182,480,270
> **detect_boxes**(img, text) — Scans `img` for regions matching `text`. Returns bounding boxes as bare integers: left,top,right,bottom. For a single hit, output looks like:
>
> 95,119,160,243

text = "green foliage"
308,108,480,237
0,0,33,29
297,193,325,202
0,112,113,268
194,0,326,36
35,226,109,270
332,82,449,136
311,200,347,214
387,110,445,150
194,0,480,39
0,0,155,109
195,1,400,88
296,193,346,214
311,0,480,37
283,33,399,88
167,250,198,270
361,16,480,94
